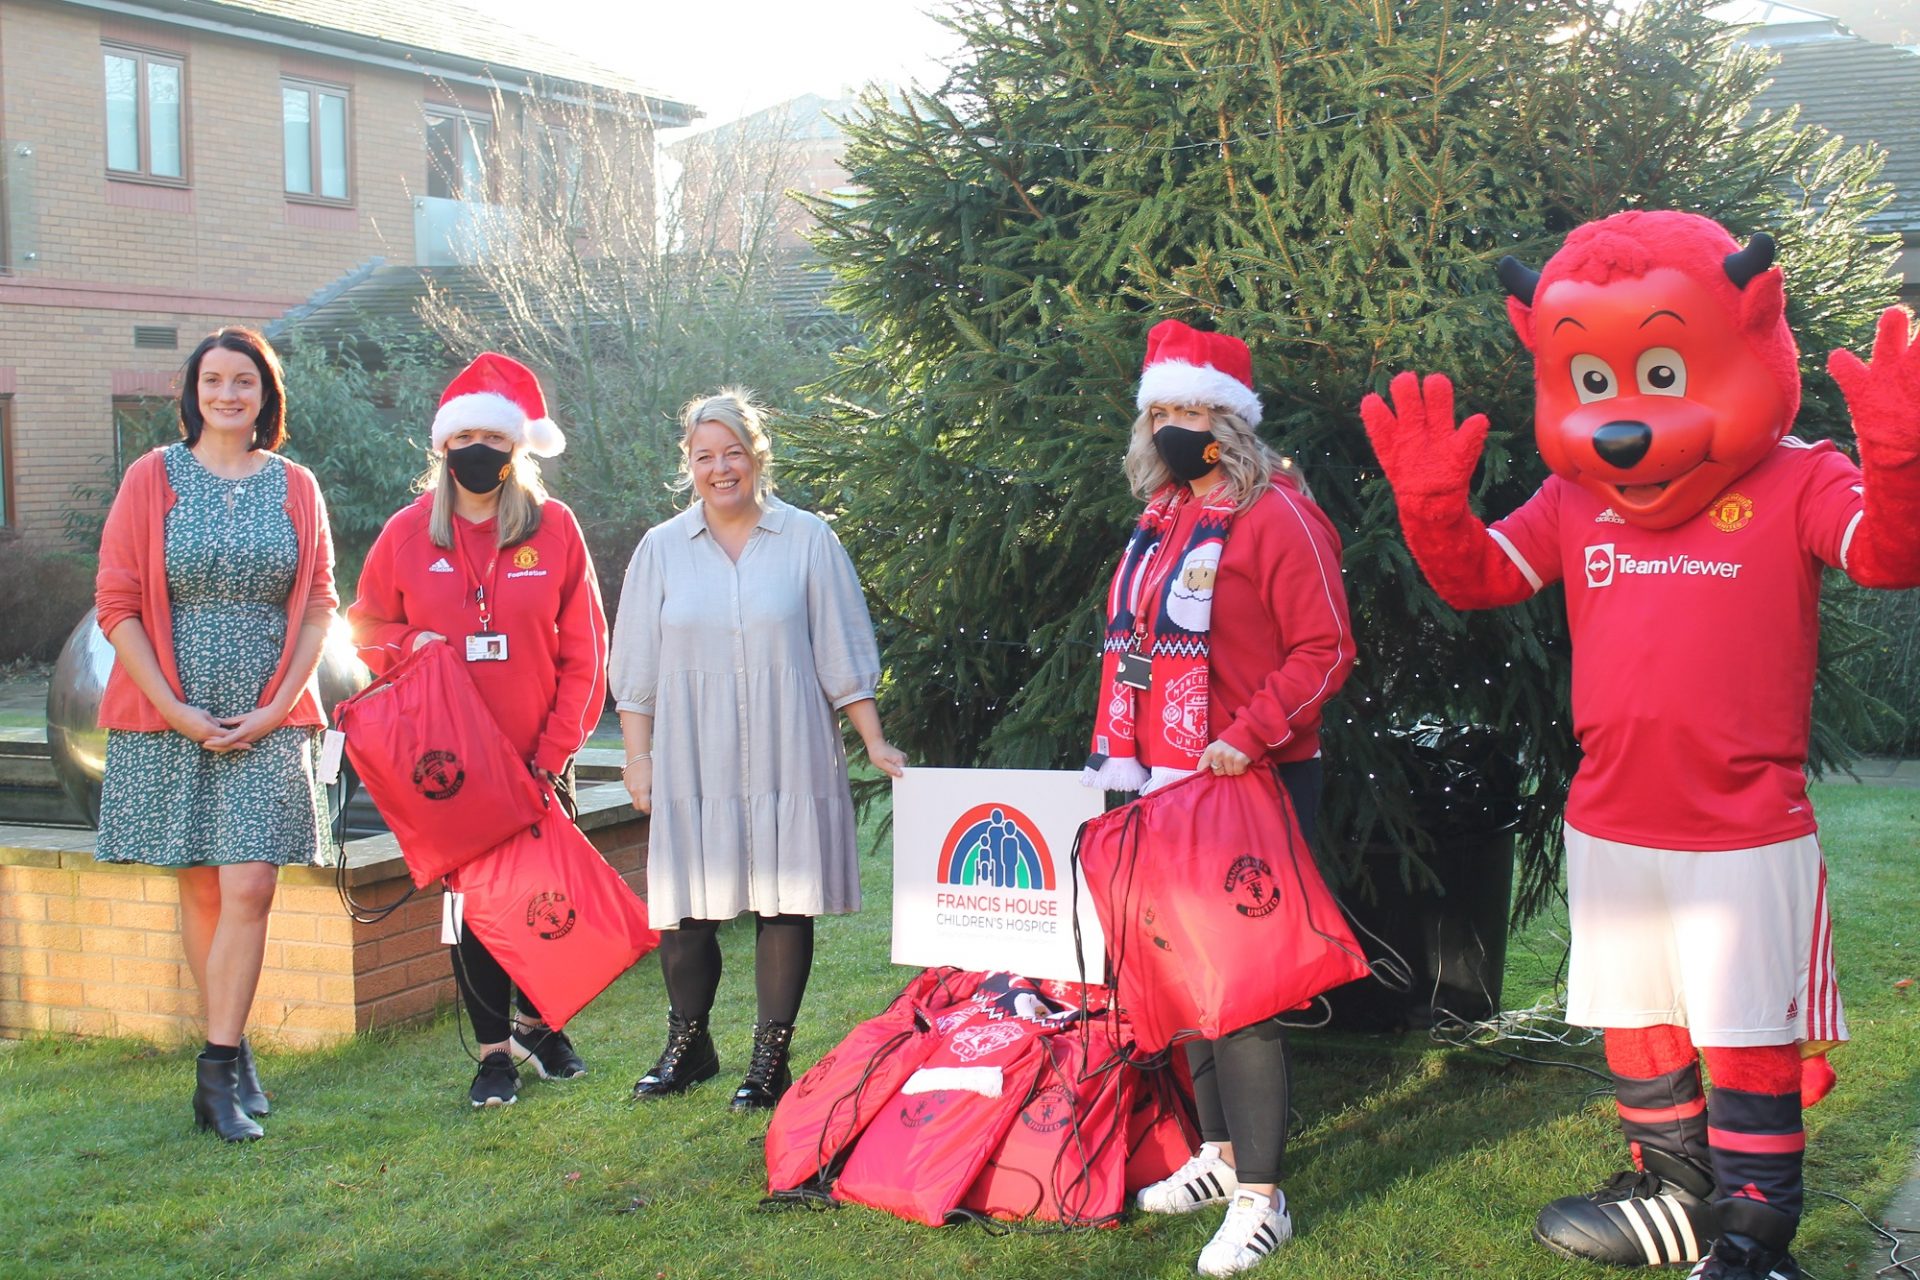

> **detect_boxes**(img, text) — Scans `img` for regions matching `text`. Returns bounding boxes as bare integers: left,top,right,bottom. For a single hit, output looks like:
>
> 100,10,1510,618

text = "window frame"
281,76,353,206
0,397,14,529
423,104,495,203
111,395,178,477
102,42,190,187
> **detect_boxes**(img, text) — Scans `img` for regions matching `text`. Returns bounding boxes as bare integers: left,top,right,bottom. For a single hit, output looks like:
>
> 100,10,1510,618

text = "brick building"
0,0,693,538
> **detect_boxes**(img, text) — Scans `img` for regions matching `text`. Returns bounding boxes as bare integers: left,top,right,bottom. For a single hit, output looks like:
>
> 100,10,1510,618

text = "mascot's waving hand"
1360,210,1920,1280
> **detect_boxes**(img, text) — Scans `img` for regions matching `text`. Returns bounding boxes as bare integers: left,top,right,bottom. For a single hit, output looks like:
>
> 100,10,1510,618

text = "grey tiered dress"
609,497,882,926
95,444,335,868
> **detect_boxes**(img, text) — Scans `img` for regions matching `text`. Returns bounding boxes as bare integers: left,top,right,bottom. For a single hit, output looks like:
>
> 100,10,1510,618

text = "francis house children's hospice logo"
935,803,1063,934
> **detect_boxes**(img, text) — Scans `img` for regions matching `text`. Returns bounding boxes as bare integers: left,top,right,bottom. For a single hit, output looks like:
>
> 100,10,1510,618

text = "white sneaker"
1136,1142,1239,1214
1197,1189,1293,1277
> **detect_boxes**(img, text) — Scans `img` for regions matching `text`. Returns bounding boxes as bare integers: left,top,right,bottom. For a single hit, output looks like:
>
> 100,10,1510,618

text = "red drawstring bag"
447,812,659,1029
833,1005,1057,1226
1073,768,1370,1053
765,1002,940,1194
889,967,989,1017
961,1021,1132,1225
334,642,547,887
1124,1058,1203,1193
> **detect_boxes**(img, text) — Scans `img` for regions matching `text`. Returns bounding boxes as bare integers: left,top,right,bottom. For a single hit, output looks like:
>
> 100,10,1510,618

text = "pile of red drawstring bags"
765,969,1200,1227
1073,767,1369,1053
333,641,657,1028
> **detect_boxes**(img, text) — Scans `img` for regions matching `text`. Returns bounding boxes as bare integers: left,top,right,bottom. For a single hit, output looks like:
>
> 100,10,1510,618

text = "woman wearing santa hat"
1084,319,1354,1276
349,352,608,1107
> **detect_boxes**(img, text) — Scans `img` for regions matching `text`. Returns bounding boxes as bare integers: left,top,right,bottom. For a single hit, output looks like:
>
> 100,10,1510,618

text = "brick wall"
0,785,649,1048
0,0,659,538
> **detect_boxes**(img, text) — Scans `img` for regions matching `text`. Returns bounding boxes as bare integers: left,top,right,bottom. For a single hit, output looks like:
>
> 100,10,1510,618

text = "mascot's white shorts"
1563,825,1846,1048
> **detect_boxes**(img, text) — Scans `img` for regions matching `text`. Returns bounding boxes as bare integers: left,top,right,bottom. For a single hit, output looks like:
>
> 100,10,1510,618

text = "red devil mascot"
1360,210,1920,1280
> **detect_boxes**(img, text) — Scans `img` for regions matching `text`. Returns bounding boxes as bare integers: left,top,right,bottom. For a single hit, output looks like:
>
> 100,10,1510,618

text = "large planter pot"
1324,724,1522,1031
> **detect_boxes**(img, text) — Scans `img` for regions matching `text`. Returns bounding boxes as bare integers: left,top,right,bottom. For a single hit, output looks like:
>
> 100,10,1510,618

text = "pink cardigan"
94,447,338,732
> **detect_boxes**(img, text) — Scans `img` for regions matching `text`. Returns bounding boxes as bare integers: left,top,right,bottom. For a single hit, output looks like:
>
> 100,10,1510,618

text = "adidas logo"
428,557,455,573
1595,508,1626,524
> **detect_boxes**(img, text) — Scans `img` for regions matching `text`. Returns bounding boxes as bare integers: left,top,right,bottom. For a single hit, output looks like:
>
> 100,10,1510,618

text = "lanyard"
451,524,501,631
1130,492,1193,649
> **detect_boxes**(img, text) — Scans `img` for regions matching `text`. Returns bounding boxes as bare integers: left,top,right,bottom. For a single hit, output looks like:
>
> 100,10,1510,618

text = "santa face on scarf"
1164,540,1223,633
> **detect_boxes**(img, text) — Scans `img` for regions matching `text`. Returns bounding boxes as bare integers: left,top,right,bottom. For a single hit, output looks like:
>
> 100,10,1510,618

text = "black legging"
1184,757,1323,1185
656,913,815,1026
453,927,538,1045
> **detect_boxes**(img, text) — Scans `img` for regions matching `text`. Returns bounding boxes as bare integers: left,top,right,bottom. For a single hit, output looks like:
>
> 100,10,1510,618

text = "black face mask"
1154,426,1222,483
447,441,513,495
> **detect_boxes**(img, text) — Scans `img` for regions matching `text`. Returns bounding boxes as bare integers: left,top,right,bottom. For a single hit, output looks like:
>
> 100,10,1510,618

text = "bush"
0,530,96,663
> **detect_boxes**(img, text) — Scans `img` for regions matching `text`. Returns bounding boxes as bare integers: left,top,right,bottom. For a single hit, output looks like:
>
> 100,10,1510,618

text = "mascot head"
1500,210,1799,530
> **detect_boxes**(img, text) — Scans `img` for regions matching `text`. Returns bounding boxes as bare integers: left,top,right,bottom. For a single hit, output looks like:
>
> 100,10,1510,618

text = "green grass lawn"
2,784,1915,1279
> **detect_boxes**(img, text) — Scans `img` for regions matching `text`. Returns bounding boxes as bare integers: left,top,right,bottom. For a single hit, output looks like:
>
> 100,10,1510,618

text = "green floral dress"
96,444,336,868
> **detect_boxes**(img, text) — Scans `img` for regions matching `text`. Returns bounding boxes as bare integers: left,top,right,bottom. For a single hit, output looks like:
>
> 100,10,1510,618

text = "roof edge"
64,0,698,125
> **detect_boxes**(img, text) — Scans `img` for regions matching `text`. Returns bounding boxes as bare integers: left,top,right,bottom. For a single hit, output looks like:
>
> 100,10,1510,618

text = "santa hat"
431,352,565,457
1135,319,1263,426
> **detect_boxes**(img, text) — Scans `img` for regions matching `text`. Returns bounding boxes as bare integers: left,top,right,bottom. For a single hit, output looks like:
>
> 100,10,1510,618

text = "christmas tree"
787,0,1899,913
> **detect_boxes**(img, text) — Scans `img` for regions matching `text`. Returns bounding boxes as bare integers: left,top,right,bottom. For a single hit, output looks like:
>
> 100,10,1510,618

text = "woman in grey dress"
93,327,338,1142
611,388,904,1112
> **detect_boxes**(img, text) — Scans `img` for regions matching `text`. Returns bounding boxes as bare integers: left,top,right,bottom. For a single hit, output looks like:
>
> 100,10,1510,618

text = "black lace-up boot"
630,1010,719,1099
728,1021,796,1112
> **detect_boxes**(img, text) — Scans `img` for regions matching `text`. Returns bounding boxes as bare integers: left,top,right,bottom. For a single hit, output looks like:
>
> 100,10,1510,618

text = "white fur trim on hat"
1136,359,1263,426
431,392,567,457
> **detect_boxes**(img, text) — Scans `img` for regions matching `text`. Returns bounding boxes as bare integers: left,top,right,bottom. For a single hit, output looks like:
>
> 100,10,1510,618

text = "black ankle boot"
729,1021,796,1112
193,1054,264,1142
630,1011,720,1099
235,1037,270,1118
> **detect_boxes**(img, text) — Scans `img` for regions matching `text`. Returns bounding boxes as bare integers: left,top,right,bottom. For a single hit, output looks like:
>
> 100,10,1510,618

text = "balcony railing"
413,195,517,267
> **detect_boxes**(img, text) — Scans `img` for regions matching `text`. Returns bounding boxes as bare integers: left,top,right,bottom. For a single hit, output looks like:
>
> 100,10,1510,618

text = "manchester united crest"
512,545,541,569
1707,491,1754,533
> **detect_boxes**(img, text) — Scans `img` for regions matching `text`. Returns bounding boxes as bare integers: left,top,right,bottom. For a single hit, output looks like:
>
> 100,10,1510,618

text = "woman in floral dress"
94,327,338,1143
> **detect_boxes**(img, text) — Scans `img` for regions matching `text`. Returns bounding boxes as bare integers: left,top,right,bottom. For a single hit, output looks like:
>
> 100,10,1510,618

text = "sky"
465,0,962,131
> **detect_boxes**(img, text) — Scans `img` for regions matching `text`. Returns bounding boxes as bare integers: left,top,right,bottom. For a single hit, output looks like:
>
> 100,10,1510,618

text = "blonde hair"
418,448,548,549
675,387,775,502
1124,407,1309,514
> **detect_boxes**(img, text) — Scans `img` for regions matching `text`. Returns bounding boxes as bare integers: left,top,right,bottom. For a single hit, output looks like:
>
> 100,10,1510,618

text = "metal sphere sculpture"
47,608,370,827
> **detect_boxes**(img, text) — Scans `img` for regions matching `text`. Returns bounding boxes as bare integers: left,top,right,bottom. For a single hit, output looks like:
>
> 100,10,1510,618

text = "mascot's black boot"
630,1010,720,1099
193,1054,264,1142
235,1036,270,1118
1534,1147,1717,1267
1688,1198,1801,1280
729,1021,795,1112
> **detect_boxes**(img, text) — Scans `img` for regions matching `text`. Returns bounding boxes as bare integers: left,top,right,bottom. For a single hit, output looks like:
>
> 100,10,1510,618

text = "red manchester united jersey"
1490,438,1864,850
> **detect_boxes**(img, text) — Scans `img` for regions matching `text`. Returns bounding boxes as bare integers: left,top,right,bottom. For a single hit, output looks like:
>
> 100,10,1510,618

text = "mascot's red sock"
1359,372,1535,609
1605,1025,1712,1175
1702,1044,1805,1254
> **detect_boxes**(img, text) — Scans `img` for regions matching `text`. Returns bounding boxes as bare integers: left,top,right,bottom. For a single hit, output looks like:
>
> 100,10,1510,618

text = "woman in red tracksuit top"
349,353,608,1108
1084,320,1354,1279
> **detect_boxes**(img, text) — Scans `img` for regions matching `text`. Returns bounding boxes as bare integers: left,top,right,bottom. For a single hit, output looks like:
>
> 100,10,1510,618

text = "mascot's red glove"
1360,371,1534,609
1830,306,1920,589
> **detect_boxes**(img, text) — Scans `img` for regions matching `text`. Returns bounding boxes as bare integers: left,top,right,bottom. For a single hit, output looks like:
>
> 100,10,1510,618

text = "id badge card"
1116,651,1152,691
465,631,510,662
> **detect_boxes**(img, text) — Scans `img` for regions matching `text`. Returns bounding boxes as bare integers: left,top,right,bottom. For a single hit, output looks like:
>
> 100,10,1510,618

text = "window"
113,397,177,475
103,45,186,183
424,107,492,201
0,398,13,528
283,79,350,202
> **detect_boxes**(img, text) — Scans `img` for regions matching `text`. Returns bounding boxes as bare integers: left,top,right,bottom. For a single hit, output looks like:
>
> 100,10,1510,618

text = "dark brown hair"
178,326,288,451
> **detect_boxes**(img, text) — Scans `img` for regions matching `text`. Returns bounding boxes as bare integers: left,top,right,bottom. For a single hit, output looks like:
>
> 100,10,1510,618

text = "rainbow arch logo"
938,803,1056,891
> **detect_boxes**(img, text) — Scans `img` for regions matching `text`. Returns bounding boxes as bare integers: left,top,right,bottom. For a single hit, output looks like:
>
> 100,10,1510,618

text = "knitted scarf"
1084,485,1238,792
